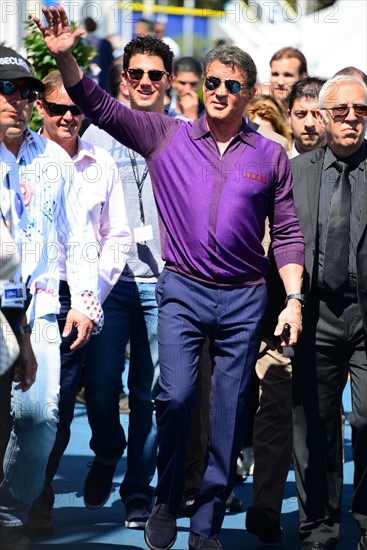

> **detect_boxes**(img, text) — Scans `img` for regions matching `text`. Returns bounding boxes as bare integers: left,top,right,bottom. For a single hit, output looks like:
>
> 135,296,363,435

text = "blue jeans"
0,315,61,526
84,280,159,501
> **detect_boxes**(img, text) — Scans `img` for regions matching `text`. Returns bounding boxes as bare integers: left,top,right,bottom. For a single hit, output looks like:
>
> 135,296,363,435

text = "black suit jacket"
290,145,367,332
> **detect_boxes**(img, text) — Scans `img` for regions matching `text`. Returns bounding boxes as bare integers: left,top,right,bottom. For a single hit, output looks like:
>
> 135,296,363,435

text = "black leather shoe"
226,491,243,513
144,503,177,550
301,543,327,550
188,531,222,549
83,459,117,508
358,529,367,550
246,505,282,543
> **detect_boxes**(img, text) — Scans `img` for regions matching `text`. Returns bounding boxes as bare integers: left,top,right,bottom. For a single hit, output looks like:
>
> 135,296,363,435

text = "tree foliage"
23,17,95,80
23,17,95,130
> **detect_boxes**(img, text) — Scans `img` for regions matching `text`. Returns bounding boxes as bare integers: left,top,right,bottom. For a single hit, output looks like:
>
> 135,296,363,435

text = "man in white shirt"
0,46,103,550
0,87,37,536
25,69,131,535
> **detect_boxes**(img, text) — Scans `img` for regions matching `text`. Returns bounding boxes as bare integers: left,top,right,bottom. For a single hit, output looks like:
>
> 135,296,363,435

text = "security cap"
0,45,45,92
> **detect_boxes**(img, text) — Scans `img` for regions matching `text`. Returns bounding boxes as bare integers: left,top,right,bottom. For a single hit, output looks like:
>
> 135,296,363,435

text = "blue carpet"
32,382,358,549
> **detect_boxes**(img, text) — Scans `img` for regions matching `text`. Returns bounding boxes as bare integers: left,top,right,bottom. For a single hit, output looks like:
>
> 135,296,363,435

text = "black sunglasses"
321,104,367,118
0,80,37,101
42,99,82,116
204,76,246,95
126,69,169,82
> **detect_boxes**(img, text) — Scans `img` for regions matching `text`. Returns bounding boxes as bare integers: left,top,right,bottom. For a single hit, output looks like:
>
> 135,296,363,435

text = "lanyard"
128,149,149,225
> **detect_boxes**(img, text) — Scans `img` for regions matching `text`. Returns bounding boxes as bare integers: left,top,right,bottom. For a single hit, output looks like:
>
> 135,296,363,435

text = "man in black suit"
291,75,367,550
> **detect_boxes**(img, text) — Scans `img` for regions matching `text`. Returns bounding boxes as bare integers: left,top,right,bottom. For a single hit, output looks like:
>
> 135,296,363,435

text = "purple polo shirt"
67,76,304,287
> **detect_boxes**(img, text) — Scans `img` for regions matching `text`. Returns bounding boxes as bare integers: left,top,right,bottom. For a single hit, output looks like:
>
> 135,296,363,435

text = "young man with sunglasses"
80,35,170,529
24,69,131,535
35,7,305,549
290,75,367,550
0,45,103,550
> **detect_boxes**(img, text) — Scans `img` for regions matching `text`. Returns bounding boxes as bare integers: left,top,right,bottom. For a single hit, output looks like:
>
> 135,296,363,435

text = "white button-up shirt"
64,136,131,303
11,128,103,330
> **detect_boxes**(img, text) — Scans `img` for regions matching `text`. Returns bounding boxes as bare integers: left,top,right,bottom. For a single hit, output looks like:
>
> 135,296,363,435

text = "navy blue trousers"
154,269,267,538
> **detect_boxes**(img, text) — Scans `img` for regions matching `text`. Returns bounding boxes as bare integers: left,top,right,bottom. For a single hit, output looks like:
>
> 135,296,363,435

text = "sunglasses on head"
0,80,37,101
204,76,246,95
126,69,169,82
41,99,82,116
321,104,367,118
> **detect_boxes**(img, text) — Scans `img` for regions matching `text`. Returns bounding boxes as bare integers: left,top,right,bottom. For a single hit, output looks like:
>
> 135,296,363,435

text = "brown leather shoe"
75,387,86,404
119,392,130,414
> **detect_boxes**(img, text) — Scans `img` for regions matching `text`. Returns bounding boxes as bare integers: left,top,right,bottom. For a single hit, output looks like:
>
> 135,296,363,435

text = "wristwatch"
285,293,305,307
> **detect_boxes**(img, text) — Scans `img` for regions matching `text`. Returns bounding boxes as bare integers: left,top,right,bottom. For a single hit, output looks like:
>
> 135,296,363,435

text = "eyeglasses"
42,99,82,116
126,69,169,82
204,76,246,95
321,104,367,117
0,80,37,101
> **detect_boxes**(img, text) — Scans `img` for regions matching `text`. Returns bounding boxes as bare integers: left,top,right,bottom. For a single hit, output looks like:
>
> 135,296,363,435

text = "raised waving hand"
33,5,84,86
33,5,83,56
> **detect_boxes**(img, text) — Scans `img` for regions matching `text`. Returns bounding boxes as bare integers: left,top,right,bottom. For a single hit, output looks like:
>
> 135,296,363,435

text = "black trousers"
292,293,367,548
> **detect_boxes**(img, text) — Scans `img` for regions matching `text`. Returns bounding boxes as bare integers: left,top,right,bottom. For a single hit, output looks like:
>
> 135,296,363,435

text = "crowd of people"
0,4,366,550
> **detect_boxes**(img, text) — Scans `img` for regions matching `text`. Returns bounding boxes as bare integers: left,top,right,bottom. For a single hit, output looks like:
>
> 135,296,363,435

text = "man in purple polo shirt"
35,6,305,550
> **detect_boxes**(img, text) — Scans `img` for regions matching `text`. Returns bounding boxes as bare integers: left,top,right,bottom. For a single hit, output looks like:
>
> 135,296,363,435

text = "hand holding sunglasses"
41,99,82,116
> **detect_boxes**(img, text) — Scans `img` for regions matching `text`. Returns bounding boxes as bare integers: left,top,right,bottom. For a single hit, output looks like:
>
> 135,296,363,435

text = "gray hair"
203,44,257,90
319,75,367,122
